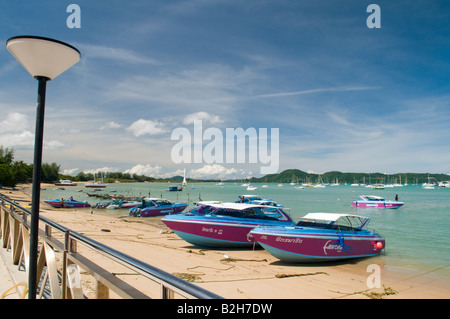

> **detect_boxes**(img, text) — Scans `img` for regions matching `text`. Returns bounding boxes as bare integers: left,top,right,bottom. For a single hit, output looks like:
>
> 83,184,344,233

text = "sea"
40,181,450,280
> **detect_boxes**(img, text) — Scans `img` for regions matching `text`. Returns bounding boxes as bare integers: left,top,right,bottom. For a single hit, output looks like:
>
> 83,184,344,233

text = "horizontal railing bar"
0,195,222,299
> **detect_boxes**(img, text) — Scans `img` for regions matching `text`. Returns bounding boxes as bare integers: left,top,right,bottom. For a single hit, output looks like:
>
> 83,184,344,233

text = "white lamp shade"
6,36,80,80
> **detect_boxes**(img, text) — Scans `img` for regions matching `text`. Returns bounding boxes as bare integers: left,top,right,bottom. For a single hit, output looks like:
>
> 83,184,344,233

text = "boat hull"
162,215,295,248
131,203,188,217
250,227,385,263
106,201,141,209
351,201,404,209
44,199,91,208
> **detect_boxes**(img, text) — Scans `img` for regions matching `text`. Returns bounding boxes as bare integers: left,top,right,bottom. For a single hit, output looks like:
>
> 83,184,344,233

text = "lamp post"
6,36,80,299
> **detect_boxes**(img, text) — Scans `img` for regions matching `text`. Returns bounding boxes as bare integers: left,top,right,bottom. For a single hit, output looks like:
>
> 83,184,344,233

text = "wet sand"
2,184,449,299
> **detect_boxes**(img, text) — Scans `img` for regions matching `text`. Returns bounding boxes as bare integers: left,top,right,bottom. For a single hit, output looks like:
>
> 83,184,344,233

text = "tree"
41,162,60,182
0,146,14,166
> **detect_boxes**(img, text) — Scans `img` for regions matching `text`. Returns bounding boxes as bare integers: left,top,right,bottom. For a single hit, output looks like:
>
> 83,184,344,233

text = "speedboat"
250,213,385,263
161,202,295,248
106,199,142,210
351,195,404,209
44,198,91,208
54,179,77,186
184,201,222,216
236,195,282,207
129,198,188,217
167,185,183,191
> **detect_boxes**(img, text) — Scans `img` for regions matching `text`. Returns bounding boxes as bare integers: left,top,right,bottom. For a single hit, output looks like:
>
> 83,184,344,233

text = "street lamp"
6,36,80,299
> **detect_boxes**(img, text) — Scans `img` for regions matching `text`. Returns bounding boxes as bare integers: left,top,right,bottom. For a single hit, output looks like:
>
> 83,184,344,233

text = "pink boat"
44,198,91,208
351,195,404,209
250,213,385,263
161,203,295,247
129,198,188,217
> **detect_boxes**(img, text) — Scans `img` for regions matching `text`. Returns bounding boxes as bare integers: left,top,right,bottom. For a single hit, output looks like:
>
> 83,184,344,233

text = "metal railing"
0,194,222,299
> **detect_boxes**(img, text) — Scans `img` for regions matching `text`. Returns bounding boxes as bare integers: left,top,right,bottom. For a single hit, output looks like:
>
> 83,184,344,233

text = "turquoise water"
40,182,450,277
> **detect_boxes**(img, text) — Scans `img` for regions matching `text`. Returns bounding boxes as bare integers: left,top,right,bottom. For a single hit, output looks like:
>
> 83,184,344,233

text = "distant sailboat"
182,169,187,186
85,172,107,188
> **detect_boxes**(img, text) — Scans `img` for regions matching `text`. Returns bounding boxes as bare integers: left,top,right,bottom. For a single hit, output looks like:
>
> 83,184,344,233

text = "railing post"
96,281,110,299
62,230,70,299
162,285,174,299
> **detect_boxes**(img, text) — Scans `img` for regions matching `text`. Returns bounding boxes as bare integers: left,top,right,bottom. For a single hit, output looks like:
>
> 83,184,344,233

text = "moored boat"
351,195,404,209
129,198,188,217
250,213,385,263
54,179,77,186
236,195,282,207
44,198,91,208
106,199,142,210
167,185,183,191
161,202,295,248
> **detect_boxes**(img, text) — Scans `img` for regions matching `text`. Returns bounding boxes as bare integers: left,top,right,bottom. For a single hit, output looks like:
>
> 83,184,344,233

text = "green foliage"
41,162,60,183
0,147,33,187
250,169,450,184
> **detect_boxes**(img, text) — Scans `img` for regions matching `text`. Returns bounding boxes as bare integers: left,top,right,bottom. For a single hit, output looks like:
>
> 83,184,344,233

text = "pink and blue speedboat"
250,213,385,263
129,198,188,217
161,202,295,248
351,195,404,209
44,198,91,208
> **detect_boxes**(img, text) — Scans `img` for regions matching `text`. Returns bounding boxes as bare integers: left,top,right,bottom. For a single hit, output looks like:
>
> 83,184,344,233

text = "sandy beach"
2,184,449,299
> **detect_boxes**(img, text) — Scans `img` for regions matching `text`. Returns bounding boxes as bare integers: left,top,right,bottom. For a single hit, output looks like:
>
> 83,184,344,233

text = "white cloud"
100,121,121,130
190,164,237,179
0,112,29,133
78,43,159,65
0,130,34,149
62,168,79,176
125,164,162,176
327,111,351,126
183,112,223,125
0,112,66,150
254,86,380,99
84,167,118,174
127,119,167,137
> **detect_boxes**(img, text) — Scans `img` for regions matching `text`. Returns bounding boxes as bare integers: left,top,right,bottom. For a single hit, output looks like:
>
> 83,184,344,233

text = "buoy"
376,242,383,249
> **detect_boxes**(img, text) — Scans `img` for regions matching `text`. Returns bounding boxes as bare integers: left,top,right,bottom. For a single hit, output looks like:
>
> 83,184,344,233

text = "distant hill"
248,169,450,184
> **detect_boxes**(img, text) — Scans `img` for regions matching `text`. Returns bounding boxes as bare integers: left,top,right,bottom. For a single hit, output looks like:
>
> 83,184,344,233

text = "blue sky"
1,1,449,179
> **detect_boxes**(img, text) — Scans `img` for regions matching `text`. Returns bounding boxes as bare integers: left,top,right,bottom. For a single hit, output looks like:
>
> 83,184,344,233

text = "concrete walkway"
0,248,27,299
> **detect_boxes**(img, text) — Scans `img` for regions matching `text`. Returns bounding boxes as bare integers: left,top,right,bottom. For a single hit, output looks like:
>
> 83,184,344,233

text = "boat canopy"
298,213,370,230
359,195,385,201
208,202,292,221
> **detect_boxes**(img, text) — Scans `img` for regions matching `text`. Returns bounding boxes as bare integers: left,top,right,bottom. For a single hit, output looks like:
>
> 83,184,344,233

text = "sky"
1,1,449,179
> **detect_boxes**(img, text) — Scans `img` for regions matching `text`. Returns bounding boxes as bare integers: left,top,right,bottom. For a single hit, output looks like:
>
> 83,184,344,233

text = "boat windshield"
296,215,369,230
210,206,280,220
154,199,173,206
238,195,262,203
362,195,385,201
185,205,216,216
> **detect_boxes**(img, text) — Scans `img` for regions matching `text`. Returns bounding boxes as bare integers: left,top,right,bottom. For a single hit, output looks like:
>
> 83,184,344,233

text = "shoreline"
1,184,449,299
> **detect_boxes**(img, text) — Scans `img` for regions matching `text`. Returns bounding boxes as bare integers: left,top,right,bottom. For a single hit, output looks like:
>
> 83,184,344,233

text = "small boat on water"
85,173,107,188
250,213,385,263
85,181,107,188
351,195,404,209
54,179,77,186
129,198,188,217
161,202,295,248
44,198,91,208
236,195,282,207
167,185,183,191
